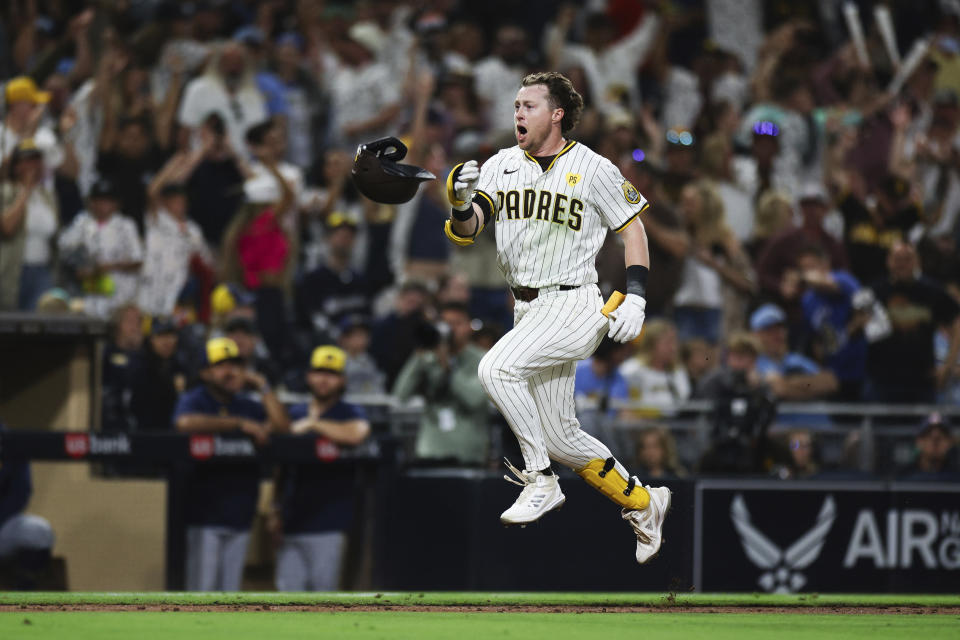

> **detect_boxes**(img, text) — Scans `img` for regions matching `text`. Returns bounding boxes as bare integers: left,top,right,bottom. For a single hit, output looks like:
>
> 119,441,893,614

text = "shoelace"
502,457,530,487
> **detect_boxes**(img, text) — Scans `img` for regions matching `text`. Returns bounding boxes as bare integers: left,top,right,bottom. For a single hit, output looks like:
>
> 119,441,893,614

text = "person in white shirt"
58,178,143,318
178,42,269,157
0,140,59,310
621,319,691,412
245,120,304,232
138,178,211,317
0,77,64,173
326,23,401,151
544,8,660,116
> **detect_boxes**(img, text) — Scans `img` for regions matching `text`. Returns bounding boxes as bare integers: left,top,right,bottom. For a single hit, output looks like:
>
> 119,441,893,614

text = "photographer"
695,333,782,474
393,302,489,465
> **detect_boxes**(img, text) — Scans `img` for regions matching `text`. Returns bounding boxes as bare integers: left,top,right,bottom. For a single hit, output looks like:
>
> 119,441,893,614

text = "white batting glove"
608,294,646,343
452,160,480,210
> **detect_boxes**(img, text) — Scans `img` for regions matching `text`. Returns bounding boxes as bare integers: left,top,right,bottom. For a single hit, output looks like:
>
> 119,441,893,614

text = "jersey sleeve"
591,158,649,232
172,389,208,423
473,152,503,226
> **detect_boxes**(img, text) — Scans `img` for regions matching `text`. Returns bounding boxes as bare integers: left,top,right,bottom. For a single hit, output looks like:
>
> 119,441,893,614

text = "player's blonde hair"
521,72,584,134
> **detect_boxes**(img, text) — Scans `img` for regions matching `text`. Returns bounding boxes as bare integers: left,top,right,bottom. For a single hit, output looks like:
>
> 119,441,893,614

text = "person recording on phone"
393,302,490,465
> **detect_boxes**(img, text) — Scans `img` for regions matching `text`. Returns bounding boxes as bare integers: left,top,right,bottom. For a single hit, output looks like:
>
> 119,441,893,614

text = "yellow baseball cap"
205,337,242,367
310,345,346,373
5,76,51,104
325,211,358,229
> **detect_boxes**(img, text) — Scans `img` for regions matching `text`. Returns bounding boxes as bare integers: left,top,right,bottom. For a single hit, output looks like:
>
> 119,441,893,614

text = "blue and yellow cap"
310,345,346,373
203,337,242,367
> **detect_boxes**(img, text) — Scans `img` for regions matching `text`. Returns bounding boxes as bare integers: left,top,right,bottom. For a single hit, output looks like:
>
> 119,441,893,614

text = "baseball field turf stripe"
2,593,959,607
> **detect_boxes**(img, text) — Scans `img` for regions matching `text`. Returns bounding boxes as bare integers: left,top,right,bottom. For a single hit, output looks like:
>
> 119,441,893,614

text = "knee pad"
576,457,649,510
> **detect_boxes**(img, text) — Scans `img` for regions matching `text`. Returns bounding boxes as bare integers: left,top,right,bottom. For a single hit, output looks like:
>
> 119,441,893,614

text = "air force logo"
730,493,836,593
566,173,581,187
621,180,641,205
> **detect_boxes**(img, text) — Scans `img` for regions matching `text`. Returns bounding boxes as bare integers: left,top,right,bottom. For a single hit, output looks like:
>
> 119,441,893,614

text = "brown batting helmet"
351,137,436,204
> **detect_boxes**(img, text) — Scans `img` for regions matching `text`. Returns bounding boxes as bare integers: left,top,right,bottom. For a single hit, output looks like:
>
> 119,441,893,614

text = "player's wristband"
451,205,474,222
625,265,649,298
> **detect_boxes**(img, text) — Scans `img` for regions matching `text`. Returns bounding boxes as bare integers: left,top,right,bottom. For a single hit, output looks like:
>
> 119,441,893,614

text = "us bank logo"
730,493,836,593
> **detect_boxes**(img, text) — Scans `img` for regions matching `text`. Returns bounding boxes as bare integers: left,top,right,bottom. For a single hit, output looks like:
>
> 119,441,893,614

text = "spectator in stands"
232,26,289,123
544,7,660,116
796,244,867,400
178,42,268,157
898,413,959,481
245,120,304,227
701,132,754,243
173,337,287,591
622,319,691,412
744,190,792,262
836,175,922,284
274,345,371,591
296,212,373,343
221,166,295,366
574,337,630,425
756,184,848,310
224,315,281,389
186,113,248,247
101,303,144,432
695,332,781,474
327,23,402,151
784,429,819,479
222,166,294,295
865,242,960,403
337,315,386,395
0,424,55,590
58,178,143,318
750,303,839,401
129,317,184,431
635,426,686,480
474,24,529,140
272,31,326,171
0,139,59,311
673,181,754,344
138,152,212,318
0,77,64,173
95,115,164,231
394,303,489,465
733,119,795,202
681,337,716,392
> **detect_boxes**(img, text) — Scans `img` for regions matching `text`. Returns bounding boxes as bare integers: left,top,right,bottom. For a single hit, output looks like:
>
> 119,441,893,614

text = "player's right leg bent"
478,285,608,525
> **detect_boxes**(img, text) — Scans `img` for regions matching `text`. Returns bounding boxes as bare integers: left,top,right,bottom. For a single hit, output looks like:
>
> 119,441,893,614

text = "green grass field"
1,593,957,640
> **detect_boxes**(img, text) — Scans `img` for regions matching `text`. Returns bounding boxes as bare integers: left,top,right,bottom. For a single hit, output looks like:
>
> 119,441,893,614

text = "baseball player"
173,337,287,590
444,72,670,563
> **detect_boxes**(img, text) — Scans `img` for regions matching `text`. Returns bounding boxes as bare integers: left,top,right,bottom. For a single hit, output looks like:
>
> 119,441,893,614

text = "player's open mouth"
516,125,527,137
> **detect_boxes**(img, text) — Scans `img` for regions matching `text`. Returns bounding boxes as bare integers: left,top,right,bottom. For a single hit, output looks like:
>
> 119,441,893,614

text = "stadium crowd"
1,0,959,473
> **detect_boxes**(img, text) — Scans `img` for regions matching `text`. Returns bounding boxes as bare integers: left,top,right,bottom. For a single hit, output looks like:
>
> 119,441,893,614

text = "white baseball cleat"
622,484,672,564
500,458,565,526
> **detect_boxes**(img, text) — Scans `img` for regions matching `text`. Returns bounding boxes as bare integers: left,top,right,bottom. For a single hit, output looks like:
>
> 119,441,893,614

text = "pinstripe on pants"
479,284,627,476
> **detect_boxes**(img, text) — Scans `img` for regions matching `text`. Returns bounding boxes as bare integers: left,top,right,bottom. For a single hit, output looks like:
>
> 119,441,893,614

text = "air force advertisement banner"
695,481,960,593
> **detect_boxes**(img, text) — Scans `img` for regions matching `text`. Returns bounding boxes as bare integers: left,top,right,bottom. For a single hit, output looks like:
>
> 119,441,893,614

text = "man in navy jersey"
173,337,287,591
273,345,370,590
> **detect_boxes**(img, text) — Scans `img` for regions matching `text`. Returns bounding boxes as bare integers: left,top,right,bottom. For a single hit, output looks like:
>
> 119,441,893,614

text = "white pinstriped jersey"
474,140,648,288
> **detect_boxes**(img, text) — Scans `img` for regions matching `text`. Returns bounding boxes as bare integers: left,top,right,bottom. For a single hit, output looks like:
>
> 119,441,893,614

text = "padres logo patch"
566,173,581,187
621,180,642,205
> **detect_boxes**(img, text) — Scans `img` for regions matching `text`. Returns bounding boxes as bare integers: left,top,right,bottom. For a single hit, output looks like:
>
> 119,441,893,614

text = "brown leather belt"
511,284,578,302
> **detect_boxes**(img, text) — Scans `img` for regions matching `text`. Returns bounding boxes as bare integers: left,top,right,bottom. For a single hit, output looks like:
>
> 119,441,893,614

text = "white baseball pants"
478,284,630,478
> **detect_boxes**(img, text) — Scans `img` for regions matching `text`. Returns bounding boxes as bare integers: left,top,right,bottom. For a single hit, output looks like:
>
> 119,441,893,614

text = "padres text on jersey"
474,141,648,288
